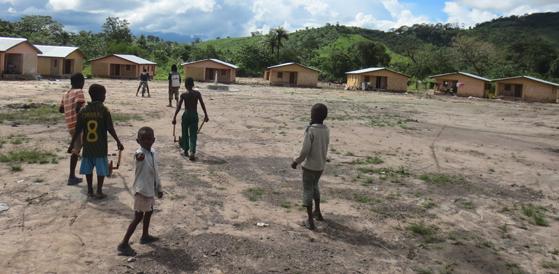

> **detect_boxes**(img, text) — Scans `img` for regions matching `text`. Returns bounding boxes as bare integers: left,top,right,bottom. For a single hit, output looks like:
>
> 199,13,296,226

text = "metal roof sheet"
36,45,80,58
345,67,410,77
430,72,490,82
492,76,559,87
0,37,30,52
267,62,320,72
113,54,156,65
182,58,238,69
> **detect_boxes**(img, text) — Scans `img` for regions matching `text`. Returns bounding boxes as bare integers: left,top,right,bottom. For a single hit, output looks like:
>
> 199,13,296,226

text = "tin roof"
346,67,409,77
0,37,41,53
430,72,490,82
492,76,559,87
266,62,320,72
182,58,238,69
90,54,156,65
36,45,81,58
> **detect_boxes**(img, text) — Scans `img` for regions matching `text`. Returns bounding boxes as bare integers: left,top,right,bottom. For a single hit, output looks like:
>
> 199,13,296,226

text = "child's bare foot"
95,192,107,199
87,191,95,198
140,235,159,244
117,243,136,256
189,154,196,161
303,220,316,230
313,211,324,221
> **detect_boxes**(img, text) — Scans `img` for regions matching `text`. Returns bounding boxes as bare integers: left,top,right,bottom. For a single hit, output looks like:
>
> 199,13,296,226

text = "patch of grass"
361,176,374,186
354,194,380,204
407,222,440,243
415,268,433,274
33,178,44,183
280,201,292,209
243,187,265,202
419,173,465,185
521,204,549,226
9,163,22,172
551,249,559,255
541,261,559,270
455,198,475,210
0,104,60,124
352,155,384,165
0,149,57,164
505,263,524,274
421,198,436,209
368,114,412,128
359,166,410,177
111,113,144,123
344,151,355,156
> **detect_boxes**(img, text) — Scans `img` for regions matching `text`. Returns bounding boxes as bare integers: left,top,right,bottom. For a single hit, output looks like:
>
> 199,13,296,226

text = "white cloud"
7,7,15,13
444,1,497,27
48,0,80,11
348,0,430,30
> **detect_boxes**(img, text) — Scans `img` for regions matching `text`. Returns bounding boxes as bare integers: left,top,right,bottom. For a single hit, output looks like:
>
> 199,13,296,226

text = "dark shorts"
169,87,179,100
302,168,323,207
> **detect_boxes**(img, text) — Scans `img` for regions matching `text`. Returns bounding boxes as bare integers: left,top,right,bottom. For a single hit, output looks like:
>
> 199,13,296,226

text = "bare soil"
0,78,558,274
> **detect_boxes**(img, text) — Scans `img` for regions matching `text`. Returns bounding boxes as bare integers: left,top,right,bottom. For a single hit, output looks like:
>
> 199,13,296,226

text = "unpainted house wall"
267,64,319,87
37,57,64,76
496,78,557,103
433,74,487,98
6,42,38,75
346,70,409,92
183,60,236,83
91,56,156,78
0,53,4,74
67,51,84,74
91,61,109,77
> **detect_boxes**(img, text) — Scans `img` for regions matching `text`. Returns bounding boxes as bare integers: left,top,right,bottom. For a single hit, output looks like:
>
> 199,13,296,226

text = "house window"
126,65,131,71
53,59,58,67
278,72,283,78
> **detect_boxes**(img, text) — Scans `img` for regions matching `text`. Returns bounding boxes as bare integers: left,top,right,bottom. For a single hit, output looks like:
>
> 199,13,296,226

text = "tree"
0,19,14,37
13,16,68,45
451,35,496,75
102,17,133,43
268,27,289,62
352,40,390,68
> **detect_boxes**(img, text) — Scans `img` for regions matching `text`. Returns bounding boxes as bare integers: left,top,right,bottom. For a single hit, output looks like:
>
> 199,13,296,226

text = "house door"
5,54,23,74
206,68,216,81
376,77,387,89
64,59,73,74
110,64,120,77
289,72,297,85
450,80,459,93
513,84,523,98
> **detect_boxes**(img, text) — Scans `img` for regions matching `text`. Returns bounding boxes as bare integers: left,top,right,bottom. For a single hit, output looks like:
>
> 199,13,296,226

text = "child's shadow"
197,153,228,165
137,245,199,272
320,216,394,249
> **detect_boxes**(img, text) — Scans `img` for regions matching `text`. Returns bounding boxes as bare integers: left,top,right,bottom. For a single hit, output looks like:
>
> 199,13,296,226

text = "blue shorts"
80,157,109,176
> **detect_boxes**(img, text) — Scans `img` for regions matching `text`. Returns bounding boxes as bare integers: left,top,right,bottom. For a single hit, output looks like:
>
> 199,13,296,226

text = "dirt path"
0,79,558,273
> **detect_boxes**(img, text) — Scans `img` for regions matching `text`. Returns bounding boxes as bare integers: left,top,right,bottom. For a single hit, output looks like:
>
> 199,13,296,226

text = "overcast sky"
1,0,558,41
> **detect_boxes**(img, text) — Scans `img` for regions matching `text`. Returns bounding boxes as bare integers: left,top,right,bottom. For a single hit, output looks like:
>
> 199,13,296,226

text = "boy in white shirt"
118,127,163,256
292,103,330,230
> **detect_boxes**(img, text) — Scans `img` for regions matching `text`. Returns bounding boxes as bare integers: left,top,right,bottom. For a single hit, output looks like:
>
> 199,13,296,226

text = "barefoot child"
136,68,150,97
167,64,181,107
291,103,329,230
172,77,209,161
69,84,124,199
118,127,163,256
59,73,86,185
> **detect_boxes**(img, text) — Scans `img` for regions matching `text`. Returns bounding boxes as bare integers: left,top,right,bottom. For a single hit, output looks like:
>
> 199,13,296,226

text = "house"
494,76,558,103
182,59,237,84
0,37,42,79
264,62,320,87
346,67,409,92
430,72,491,98
91,54,156,79
36,45,85,77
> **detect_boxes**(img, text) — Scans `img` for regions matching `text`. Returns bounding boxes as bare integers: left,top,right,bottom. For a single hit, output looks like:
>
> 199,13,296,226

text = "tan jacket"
294,124,330,171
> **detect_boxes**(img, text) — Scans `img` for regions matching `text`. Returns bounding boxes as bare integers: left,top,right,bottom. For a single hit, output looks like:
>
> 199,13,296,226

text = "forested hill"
1,12,558,82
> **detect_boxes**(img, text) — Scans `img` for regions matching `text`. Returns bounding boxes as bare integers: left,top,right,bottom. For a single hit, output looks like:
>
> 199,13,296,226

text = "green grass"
368,114,411,128
0,104,61,124
280,201,292,209
419,173,465,185
521,204,549,226
421,198,437,209
359,166,410,178
9,163,22,172
111,113,144,123
352,155,384,165
0,149,57,165
353,194,380,204
244,187,265,202
407,222,440,243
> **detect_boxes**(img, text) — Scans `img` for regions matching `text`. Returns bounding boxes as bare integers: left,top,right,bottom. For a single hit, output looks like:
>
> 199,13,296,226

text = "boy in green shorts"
291,103,329,230
69,84,124,199
172,78,209,161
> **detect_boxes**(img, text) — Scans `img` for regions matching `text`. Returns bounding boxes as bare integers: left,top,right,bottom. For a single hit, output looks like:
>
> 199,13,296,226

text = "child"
117,127,162,256
69,84,124,199
59,73,86,185
136,69,150,97
291,103,329,230
167,64,181,107
172,78,209,161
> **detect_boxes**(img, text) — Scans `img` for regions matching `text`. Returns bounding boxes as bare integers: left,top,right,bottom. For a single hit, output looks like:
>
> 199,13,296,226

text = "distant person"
69,84,124,199
291,103,330,230
136,68,150,97
172,78,209,161
117,126,163,257
59,73,86,185
168,64,181,107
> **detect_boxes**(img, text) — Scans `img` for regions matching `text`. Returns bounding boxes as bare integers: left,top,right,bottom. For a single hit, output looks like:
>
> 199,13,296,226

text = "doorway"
5,54,22,74
289,72,297,85
110,64,121,77
375,76,387,89
64,59,73,75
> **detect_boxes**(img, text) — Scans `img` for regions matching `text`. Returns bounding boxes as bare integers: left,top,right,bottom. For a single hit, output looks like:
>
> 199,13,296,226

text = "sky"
1,0,559,42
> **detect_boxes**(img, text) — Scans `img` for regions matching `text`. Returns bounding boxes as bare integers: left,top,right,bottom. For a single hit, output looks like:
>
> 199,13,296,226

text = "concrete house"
182,59,238,84
430,72,491,98
0,37,42,79
36,45,85,77
264,62,320,87
494,76,558,103
346,67,409,92
91,54,156,79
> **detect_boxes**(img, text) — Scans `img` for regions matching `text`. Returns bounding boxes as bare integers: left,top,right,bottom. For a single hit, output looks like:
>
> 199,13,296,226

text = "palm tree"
273,27,289,62
265,31,278,57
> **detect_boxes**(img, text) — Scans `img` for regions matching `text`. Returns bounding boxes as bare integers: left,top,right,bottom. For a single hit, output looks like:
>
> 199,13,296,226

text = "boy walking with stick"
172,78,209,161
167,64,181,107
291,103,329,230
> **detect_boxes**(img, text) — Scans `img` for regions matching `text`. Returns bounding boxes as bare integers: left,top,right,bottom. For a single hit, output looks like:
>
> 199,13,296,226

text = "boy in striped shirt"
59,73,86,185
69,84,124,199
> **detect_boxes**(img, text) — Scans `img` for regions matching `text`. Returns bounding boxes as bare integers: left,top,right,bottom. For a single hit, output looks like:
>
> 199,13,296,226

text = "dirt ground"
0,78,558,274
